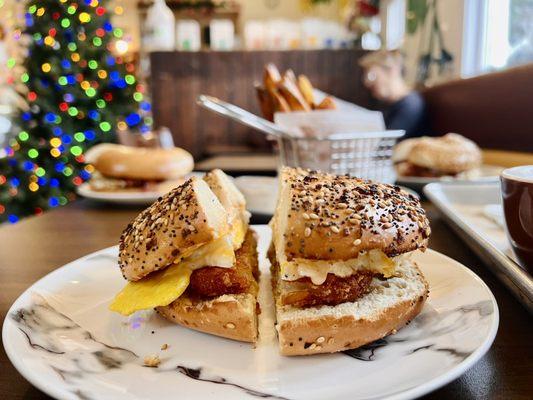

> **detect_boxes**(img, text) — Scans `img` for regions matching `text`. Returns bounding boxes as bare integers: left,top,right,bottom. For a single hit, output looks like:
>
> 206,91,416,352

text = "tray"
424,182,533,312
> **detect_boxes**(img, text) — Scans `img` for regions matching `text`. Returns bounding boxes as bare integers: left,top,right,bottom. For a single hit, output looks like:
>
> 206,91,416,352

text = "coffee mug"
501,166,533,273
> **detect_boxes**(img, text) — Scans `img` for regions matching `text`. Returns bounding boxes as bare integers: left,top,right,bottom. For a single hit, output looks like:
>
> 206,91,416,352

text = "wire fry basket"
277,131,403,183
197,95,404,184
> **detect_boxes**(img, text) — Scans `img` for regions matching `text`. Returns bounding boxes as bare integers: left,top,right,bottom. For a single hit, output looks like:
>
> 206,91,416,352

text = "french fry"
269,88,291,114
255,84,275,121
315,96,337,110
256,63,334,117
278,78,311,112
297,75,315,106
264,63,282,92
283,69,297,85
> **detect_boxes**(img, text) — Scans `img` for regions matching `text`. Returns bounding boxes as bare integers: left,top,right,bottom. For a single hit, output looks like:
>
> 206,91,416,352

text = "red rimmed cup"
501,166,533,273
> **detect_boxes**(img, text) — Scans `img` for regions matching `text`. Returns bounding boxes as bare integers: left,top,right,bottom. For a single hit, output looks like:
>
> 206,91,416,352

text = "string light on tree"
0,0,151,223
115,39,129,55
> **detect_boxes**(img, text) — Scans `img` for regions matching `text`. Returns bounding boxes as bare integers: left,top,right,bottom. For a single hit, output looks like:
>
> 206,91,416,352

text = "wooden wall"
150,49,374,159
423,63,533,152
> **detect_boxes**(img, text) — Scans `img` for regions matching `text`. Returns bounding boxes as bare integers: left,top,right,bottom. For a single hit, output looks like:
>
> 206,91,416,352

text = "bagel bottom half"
156,293,257,342
271,254,429,356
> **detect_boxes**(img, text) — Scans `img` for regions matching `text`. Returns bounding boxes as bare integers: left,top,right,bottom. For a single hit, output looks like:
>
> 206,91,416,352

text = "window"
462,0,533,77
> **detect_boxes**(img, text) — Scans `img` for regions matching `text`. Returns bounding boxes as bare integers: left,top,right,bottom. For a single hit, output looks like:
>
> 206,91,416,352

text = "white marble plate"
2,225,498,400
234,176,278,216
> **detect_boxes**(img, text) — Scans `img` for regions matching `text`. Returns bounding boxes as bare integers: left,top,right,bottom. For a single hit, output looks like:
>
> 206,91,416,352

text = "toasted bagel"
394,133,482,175
86,143,194,181
271,167,430,263
119,177,228,281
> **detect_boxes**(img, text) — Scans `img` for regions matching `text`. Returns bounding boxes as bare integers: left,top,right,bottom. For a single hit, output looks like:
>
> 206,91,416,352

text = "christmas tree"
0,0,151,223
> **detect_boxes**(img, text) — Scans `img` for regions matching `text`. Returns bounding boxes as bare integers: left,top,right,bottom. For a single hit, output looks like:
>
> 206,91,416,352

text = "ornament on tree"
0,0,153,223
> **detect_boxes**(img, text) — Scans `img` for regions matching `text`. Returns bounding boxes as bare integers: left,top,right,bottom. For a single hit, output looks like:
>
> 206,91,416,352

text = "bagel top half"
271,167,430,263
119,176,228,281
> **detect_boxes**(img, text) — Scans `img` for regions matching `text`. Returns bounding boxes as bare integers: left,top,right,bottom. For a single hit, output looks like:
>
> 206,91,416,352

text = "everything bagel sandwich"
110,170,259,342
269,168,430,355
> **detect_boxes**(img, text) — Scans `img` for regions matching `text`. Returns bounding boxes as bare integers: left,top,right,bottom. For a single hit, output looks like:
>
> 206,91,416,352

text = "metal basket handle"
196,95,291,139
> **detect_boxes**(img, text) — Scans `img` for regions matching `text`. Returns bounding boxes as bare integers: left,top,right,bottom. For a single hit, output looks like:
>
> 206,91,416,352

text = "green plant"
407,0,453,85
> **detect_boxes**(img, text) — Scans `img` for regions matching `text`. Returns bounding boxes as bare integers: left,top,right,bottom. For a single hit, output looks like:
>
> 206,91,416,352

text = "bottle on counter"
143,0,176,52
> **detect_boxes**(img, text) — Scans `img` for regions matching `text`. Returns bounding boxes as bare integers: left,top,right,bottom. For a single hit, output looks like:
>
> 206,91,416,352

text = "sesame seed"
310,213,319,220
304,227,312,237
225,323,236,329
353,238,362,246
331,226,340,234
316,336,325,343
302,213,310,220
309,343,317,350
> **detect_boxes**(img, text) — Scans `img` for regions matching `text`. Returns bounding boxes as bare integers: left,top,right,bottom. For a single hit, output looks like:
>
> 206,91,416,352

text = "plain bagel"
86,143,194,181
394,133,482,175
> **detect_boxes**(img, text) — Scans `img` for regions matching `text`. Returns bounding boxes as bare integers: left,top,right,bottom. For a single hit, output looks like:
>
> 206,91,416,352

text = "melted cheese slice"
280,250,402,285
109,233,239,316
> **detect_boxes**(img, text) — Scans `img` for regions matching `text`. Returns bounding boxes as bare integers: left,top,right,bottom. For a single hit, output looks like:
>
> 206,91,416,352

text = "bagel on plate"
269,167,430,355
393,133,482,177
85,143,194,192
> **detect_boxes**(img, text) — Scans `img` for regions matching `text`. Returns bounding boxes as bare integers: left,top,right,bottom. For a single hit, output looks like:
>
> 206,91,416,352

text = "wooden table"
1,200,532,399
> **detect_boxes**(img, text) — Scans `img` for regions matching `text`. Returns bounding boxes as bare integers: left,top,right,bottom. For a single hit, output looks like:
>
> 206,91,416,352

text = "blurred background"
0,0,532,223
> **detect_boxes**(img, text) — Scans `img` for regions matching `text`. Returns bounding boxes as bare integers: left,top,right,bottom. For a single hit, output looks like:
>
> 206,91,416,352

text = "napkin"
274,89,385,138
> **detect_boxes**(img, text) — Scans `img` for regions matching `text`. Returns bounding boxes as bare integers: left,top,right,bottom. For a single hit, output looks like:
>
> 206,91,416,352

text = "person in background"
359,50,428,139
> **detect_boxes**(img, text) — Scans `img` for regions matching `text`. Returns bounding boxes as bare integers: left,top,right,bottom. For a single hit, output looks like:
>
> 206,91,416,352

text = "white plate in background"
77,172,204,206
77,183,162,205
3,225,498,400
397,165,503,192
234,176,278,215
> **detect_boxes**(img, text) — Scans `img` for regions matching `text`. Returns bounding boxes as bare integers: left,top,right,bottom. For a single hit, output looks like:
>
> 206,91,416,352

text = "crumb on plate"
143,354,161,368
